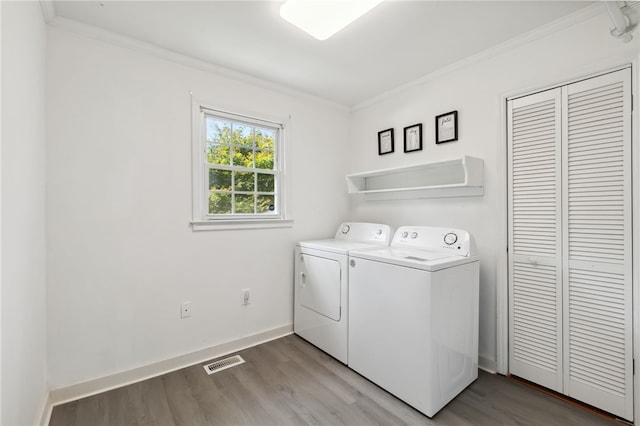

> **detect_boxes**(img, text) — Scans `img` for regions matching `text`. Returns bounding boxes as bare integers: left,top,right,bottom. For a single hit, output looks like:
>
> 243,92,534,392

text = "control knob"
444,232,458,245
342,224,350,234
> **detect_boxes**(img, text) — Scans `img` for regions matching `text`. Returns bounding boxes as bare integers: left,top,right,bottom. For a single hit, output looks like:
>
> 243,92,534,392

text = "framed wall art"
403,123,422,153
435,110,458,144
378,128,394,155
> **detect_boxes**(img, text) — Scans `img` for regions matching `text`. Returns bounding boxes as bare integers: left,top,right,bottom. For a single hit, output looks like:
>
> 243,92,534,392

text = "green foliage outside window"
206,118,277,215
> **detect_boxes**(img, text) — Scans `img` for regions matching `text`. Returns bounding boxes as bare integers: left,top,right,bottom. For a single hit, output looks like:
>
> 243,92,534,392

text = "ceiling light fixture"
279,0,384,41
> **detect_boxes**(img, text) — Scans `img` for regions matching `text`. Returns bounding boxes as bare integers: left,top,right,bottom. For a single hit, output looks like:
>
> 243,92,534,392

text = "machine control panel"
391,226,474,257
334,222,392,244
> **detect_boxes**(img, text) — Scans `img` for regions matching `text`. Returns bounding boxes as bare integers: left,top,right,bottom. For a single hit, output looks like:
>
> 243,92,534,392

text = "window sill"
191,218,294,231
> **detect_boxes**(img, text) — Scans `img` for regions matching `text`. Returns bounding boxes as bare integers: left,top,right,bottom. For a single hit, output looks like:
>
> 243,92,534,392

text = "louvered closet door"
508,88,563,392
562,68,632,420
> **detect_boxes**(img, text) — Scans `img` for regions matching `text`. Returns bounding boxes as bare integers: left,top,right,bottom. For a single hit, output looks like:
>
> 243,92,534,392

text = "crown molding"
39,0,56,23
47,16,349,112
352,3,606,111
44,3,607,113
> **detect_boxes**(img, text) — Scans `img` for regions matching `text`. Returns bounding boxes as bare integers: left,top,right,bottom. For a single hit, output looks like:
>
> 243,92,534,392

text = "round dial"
402,231,409,238
341,224,350,234
444,232,458,245
376,229,383,235
410,232,418,239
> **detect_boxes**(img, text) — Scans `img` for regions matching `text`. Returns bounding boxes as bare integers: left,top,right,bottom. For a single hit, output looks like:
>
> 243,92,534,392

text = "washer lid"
297,239,387,254
349,246,477,271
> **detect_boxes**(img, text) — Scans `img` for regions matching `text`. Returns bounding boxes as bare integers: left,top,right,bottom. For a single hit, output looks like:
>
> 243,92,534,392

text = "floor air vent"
203,355,245,375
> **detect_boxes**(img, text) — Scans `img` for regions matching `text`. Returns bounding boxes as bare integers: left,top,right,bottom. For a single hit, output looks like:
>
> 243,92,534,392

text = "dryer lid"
297,239,385,254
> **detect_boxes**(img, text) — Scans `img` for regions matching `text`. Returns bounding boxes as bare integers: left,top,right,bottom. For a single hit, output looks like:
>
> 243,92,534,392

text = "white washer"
348,226,479,418
294,222,392,364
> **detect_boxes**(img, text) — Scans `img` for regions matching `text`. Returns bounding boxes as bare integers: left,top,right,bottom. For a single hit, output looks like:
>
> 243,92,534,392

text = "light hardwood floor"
49,334,619,425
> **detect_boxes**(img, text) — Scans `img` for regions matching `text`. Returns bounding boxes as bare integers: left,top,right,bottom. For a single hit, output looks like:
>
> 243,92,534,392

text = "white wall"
46,27,350,389
347,9,639,370
43,1,640,399
1,1,49,424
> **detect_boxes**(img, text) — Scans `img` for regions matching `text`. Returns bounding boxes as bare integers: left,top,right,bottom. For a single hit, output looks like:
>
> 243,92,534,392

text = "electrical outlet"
242,288,251,305
181,301,192,318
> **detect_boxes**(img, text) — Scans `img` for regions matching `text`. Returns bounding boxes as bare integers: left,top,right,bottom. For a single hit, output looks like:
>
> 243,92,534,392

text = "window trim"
191,99,292,231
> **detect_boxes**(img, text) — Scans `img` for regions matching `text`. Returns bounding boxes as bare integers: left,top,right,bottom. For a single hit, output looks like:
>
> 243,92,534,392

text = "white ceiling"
51,1,597,107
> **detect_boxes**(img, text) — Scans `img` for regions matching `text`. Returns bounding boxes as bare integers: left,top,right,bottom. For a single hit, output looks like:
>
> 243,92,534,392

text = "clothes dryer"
348,226,479,417
294,222,392,364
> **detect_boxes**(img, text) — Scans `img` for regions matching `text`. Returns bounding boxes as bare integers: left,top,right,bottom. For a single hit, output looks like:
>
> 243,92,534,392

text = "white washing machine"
348,226,479,417
294,222,392,364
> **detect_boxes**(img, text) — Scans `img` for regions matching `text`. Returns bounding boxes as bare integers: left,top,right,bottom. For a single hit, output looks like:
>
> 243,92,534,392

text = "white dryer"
294,222,392,364
348,226,479,418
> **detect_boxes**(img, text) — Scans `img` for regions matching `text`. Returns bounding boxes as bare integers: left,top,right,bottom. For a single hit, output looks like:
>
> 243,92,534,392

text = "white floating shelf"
346,156,483,200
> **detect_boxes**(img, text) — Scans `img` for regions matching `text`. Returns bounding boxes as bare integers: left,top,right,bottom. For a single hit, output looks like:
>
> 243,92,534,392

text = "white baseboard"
479,354,497,374
46,324,293,416
44,326,492,423
37,392,53,426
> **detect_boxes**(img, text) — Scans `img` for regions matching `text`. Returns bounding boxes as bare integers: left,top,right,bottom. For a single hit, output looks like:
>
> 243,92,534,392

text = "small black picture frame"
435,110,458,144
378,128,394,155
403,123,422,153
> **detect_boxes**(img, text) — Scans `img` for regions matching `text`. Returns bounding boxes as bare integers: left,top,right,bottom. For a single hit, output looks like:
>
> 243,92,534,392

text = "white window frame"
191,100,292,231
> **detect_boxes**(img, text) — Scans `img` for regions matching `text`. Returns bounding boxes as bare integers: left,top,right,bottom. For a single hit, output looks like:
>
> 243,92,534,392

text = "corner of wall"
479,355,498,375
36,393,53,426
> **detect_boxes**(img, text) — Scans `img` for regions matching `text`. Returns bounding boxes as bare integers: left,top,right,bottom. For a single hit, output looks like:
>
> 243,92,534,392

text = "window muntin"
202,110,282,219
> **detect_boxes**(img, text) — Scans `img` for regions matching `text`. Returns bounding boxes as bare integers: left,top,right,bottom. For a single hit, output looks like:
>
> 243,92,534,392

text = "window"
192,105,290,230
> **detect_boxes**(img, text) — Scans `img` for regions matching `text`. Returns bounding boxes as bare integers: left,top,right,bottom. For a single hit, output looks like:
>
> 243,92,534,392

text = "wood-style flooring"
49,334,619,425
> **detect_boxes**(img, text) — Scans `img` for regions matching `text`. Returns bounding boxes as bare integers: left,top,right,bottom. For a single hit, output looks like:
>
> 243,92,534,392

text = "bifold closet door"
508,88,563,392
562,68,632,420
508,67,633,421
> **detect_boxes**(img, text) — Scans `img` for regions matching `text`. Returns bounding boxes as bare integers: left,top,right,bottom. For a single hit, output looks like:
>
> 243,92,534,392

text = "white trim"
47,16,348,112
44,5,604,113
47,325,293,408
191,95,201,225
38,0,55,23
200,106,285,129
192,218,294,231
632,56,639,425
37,394,53,426
190,98,290,226
506,64,631,101
496,95,509,375
479,355,497,375
352,3,604,111
0,0,3,422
